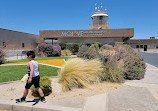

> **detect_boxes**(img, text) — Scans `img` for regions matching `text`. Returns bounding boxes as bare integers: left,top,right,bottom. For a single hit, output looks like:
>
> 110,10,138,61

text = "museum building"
40,6,134,45
0,28,41,50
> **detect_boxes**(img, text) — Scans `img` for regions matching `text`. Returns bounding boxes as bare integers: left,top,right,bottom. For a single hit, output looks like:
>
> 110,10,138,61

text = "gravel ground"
0,77,122,101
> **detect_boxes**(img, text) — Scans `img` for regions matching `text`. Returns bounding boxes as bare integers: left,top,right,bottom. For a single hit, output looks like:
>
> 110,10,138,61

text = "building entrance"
144,45,147,51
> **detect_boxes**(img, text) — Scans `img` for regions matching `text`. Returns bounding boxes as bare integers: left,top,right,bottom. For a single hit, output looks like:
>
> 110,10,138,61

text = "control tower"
89,3,109,29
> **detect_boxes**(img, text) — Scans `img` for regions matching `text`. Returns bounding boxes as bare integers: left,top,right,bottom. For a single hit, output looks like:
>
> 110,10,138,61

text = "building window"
22,43,25,48
3,42,6,47
136,45,139,48
140,45,143,48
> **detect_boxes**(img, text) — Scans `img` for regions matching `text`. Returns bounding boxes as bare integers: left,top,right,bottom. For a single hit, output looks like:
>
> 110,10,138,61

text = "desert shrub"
100,45,114,51
94,42,102,48
103,62,125,83
38,43,47,52
77,44,100,60
99,45,116,65
77,45,89,58
123,55,146,80
37,43,47,57
0,49,5,64
44,44,53,57
59,43,66,50
115,42,124,45
37,43,61,57
58,58,103,91
66,43,80,54
61,49,72,56
79,42,85,47
52,45,61,56
114,44,146,80
31,76,52,97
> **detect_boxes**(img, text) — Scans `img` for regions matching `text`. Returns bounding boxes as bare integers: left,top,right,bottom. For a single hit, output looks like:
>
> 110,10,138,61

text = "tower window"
99,16,103,20
22,43,25,48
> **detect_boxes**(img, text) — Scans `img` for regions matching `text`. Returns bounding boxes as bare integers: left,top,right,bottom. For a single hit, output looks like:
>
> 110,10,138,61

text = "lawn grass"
6,57,75,63
0,65,59,83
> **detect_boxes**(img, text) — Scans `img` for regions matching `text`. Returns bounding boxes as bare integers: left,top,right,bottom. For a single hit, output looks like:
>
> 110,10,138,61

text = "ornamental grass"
61,49,72,56
58,58,104,91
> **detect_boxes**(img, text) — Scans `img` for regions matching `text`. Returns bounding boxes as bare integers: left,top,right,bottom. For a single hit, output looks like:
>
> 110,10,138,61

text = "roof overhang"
40,28,134,39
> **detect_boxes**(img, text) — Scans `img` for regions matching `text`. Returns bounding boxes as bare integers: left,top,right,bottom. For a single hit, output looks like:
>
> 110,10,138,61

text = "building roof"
0,28,38,36
129,39,158,44
40,28,134,39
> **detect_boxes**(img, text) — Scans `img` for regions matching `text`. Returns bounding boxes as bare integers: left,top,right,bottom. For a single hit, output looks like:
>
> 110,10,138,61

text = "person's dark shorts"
25,75,40,89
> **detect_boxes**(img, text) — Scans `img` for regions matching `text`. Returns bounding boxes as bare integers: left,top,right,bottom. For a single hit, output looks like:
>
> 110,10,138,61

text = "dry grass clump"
58,58,103,91
61,49,72,56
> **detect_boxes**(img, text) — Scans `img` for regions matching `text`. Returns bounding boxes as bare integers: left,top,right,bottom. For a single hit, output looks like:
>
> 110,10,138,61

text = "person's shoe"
16,97,26,103
40,97,47,103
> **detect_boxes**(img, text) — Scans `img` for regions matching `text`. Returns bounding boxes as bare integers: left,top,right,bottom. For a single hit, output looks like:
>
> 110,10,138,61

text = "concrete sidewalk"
1,63,158,111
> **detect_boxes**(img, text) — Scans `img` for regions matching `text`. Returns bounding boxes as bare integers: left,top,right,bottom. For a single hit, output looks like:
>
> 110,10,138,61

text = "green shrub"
77,45,89,58
103,62,125,83
77,44,100,60
94,42,102,48
58,58,103,91
79,42,85,47
59,43,66,50
123,56,146,80
114,44,146,80
31,76,52,97
115,42,124,45
66,43,79,54
61,49,72,56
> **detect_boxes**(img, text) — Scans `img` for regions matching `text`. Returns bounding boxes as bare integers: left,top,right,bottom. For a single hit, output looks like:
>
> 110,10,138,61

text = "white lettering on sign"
61,31,83,37
61,30,107,37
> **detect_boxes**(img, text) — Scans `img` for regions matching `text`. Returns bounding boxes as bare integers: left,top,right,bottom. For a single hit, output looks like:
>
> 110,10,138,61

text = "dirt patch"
0,77,123,101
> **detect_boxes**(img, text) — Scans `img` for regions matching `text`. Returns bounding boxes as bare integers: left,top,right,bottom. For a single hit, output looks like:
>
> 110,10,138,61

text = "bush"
59,43,66,50
38,43,47,52
123,55,146,80
0,49,5,64
44,44,53,57
77,45,89,58
61,49,72,56
114,44,146,80
52,45,61,56
103,62,125,83
94,42,102,48
77,44,100,60
58,58,103,91
66,43,80,54
31,76,52,97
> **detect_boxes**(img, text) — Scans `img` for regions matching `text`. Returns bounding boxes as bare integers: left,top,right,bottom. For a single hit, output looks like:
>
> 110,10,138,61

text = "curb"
0,101,82,111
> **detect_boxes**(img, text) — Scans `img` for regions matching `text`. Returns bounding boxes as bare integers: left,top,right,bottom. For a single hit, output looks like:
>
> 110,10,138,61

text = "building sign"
61,30,107,37
61,31,83,37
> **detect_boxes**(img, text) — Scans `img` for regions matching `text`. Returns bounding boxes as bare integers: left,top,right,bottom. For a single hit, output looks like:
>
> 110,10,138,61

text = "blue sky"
0,0,158,39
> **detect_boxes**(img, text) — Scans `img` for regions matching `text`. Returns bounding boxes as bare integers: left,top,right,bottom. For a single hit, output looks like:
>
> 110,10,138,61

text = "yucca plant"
58,58,103,91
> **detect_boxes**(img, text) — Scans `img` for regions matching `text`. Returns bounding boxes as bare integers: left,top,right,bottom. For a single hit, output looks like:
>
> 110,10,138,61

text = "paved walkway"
1,63,158,111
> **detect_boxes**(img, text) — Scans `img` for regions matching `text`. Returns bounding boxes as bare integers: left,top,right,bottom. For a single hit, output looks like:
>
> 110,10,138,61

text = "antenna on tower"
101,2,103,11
95,3,97,12
98,6,100,11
